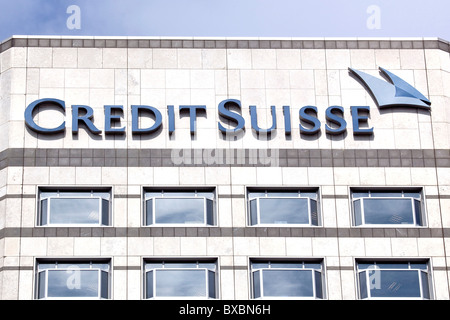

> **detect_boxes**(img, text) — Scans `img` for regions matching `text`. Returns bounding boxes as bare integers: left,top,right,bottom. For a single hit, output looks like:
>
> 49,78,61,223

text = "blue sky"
1,0,450,42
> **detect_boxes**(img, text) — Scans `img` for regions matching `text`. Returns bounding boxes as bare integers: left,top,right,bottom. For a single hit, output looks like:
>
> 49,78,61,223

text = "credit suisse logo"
349,67,431,109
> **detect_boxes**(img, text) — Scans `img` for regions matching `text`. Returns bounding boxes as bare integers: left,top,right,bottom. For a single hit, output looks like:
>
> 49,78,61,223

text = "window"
357,260,432,299
35,260,110,299
351,188,425,226
247,189,320,226
251,260,324,299
143,189,216,226
38,188,111,226
144,260,217,299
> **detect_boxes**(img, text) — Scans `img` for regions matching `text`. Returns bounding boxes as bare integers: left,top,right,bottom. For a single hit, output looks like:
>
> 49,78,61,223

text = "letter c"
24,98,66,134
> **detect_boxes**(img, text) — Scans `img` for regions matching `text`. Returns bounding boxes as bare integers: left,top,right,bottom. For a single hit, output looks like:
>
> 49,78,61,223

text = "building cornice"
1,36,450,53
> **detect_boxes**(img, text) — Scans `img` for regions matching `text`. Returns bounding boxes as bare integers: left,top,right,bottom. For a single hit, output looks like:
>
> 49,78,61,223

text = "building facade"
0,36,449,300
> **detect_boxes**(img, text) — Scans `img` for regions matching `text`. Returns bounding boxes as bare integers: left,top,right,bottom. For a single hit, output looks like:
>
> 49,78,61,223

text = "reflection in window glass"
49,198,101,224
155,198,205,224
351,189,424,226
144,190,216,226
156,270,206,297
259,198,310,224
363,198,414,224
144,260,217,299
261,270,313,297
38,189,111,226
251,260,324,299
248,190,320,226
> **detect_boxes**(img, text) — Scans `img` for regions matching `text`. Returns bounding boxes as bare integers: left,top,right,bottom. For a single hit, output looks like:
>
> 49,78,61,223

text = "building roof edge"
1,36,449,53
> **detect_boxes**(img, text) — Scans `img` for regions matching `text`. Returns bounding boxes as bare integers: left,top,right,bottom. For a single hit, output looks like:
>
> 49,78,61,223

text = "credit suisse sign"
24,67,431,137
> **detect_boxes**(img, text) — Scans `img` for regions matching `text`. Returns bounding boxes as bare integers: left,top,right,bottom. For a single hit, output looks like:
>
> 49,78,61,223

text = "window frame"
35,259,111,300
250,259,325,300
356,259,433,300
37,187,113,227
143,259,218,300
246,188,321,227
350,187,426,227
142,188,217,227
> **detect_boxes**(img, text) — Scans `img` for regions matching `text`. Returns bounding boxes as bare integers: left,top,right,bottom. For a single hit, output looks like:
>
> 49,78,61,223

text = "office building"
0,36,449,299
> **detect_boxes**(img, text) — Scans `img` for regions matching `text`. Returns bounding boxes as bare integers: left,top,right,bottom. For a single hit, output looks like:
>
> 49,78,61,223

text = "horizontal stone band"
1,148,449,169
0,227,448,238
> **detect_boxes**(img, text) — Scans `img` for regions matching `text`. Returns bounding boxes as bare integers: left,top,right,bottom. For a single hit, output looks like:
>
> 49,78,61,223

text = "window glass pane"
40,191,57,198
363,198,414,224
262,270,313,297
57,262,90,269
145,199,153,225
359,271,368,299
410,263,427,270
38,271,46,299
96,192,111,200
304,263,322,270
357,263,374,270
49,198,101,224
208,270,216,298
163,191,197,197
146,263,163,270
38,263,55,271
259,198,310,224
370,270,421,298
248,191,266,199
310,199,318,226
100,271,108,299
199,263,216,271
267,192,299,198
164,262,197,268
101,199,109,226
91,263,109,271
197,191,215,199
146,192,161,199
300,192,318,200
250,199,258,225
155,198,205,224
253,271,261,298
421,271,430,299
353,199,362,225
155,269,206,297
314,270,323,299
414,199,422,226
146,271,153,298
352,192,369,199
367,262,408,270
370,191,401,197
206,199,214,225
269,262,304,269
251,262,269,270
57,191,92,198
40,199,48,225
403,192,421,199
47,269,99,298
